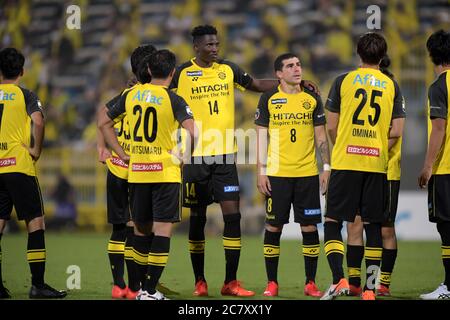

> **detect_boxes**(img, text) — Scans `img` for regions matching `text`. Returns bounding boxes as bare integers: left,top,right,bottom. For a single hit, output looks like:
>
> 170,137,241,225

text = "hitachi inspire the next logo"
353,74,387,89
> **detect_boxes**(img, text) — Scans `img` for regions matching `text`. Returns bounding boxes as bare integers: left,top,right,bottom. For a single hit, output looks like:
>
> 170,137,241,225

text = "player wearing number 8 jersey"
255,53,330,297
320,33,405,300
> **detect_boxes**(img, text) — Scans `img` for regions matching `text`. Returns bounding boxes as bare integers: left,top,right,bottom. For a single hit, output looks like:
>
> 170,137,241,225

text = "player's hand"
320,170,330,195
97,147,112,164
127,76,138,88
257,174,272,196
23,144,41,161
301,80,321,95
118,152,130,164
168,149,189,166
418,166,432,189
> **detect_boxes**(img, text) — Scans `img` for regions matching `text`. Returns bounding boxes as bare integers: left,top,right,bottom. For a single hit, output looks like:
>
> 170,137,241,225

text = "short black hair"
379,55,394,78
191,25,217,43
357,32,387,65
426,29,450,66
136,56,152,84
274,53,298,72
0,47,25,79
148,49,176,79
130,44,157,75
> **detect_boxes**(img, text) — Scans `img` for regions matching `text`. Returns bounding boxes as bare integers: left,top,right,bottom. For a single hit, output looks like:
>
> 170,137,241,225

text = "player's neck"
280,81,302,94
1,78,19,85
360,63,380,70
435,64,450,75
151,78,170,87
194,57,213,68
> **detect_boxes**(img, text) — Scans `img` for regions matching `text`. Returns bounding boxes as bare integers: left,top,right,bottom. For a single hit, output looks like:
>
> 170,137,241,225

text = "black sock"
380,248,397,288
223,213,241,284
124,226,139,291
133,234,153,287
108,224,126,288
437,222,450,288
302,230,320,283
364,223,382,291
27,229,46,287
189,215,207,283
264,230,281,282
144,236,170,294
347,245,364,287
324,221,344,284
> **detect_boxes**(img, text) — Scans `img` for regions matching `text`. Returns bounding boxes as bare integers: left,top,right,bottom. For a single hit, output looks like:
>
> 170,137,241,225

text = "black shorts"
265,175,322,226
325,170,388,223
385,180,400,223
129,183,181,224
0,173,44,221
182,154,240,208
428,174,450,223
107,170,131,224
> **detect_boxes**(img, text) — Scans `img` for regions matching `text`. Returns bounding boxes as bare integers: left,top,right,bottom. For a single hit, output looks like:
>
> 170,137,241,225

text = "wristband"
323,164,331,172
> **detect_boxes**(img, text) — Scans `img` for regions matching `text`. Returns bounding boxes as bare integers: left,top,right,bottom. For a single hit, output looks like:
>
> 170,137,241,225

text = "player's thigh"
0,175,13,220
265,176,293,226
182,162,213,208
2,173,43,221
129,183,153,225
212,161,240,202
152,183,181,223
384,180,400,223
106,170,131,224
428,174,450,223
325,170,363,222
293,175,322,225
360,172,388,223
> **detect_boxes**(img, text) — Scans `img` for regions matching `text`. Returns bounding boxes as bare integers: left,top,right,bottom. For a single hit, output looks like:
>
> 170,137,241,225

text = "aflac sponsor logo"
132,90,163,105
0,91,16,101
353,74,387,89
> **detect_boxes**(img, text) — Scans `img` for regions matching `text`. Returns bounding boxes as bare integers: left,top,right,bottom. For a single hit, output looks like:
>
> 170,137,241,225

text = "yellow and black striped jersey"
427,70,450,175
107,83,193,183
326,68,406,173
0,84,43,176
105,87,134,180
170,58,253,156
255,86,326,177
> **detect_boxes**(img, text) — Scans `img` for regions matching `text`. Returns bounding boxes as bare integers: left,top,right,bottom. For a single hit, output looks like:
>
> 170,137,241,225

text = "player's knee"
300,224,316,233
265,223,283,233
134,222,153,236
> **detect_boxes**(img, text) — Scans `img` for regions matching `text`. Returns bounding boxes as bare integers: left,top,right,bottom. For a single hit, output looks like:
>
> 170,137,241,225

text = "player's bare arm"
314,124,331,195
418,118,446,188
96,105,112,163
97,109,129,163
26,111,45,161
326,111,339,145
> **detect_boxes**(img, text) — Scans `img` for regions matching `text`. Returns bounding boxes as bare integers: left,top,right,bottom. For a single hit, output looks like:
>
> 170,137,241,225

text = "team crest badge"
302,101,311,110
218,72,226,80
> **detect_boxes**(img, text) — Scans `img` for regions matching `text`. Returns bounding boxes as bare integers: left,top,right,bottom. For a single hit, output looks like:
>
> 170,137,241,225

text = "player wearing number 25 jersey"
320,33,405,301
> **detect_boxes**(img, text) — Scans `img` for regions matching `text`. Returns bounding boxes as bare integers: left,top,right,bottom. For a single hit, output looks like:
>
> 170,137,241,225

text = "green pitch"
1,232,443,300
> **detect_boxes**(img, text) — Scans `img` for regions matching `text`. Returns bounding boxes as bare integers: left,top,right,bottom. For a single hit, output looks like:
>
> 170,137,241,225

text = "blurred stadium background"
1,0,449,237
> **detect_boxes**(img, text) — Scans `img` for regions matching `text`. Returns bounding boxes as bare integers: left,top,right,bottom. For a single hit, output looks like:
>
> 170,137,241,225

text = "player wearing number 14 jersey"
321,33,405,300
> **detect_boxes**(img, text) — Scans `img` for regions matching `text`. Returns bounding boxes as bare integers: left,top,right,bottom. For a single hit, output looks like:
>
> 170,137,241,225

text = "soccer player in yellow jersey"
320,33,405,300
418,29,450,300
0,48,66,299
255,53,330,297
97,44,156,299
99,49,197,300
345,56,405,297
171,26,318,297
